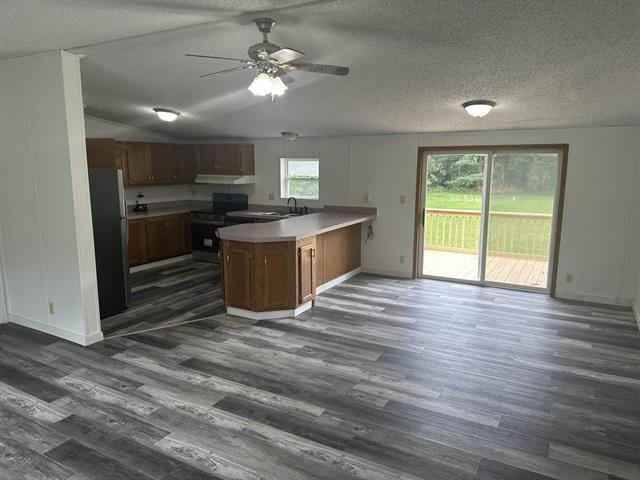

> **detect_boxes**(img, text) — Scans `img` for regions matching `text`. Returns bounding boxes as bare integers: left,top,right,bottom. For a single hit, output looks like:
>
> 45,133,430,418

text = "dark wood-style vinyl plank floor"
1,275,640,479
101,260,224,337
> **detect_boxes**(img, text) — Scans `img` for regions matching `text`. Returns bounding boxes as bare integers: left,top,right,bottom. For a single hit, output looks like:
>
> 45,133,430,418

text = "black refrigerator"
88,168,130,318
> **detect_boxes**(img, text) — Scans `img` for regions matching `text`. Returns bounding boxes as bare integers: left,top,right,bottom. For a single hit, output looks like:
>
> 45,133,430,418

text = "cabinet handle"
264,258,267,266
312,248,316,258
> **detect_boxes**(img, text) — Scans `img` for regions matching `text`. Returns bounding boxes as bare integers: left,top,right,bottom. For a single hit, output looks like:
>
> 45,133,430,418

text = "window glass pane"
288,160,319,178
288,178,319,198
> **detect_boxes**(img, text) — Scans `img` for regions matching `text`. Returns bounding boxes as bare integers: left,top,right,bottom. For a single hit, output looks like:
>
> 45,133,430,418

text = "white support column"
0,51,102,345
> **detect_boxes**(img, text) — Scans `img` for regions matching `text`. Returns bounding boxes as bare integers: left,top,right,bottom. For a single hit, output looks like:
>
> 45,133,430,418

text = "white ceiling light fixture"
462,100,496,118
248,72,273,96
153,108,180,122
248,71,288,97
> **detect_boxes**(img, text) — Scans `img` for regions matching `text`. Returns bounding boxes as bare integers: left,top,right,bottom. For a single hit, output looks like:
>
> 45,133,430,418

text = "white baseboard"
227,301,312,320
316,268,361,294
554,288,633,307
130,254,193,273
633,301,640,332
9,313,103,346
361,266,413,279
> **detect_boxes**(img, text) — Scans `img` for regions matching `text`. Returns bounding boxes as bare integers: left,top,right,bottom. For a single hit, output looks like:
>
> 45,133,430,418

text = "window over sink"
280,158,319,200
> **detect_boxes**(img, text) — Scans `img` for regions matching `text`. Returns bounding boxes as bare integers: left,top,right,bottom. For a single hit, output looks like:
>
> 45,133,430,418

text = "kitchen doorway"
414,145,567,294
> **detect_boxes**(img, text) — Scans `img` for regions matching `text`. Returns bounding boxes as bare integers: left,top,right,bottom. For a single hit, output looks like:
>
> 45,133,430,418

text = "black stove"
190,193,248,262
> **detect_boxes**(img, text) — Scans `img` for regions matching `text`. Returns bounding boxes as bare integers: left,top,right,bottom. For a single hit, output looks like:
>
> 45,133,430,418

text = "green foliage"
427,153,558,195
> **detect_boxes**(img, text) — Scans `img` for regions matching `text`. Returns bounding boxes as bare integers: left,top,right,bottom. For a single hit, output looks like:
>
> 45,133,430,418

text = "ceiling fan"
185,17,350,99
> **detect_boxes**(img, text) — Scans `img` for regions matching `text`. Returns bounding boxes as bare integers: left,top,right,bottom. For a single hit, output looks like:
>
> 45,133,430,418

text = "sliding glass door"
422,152,489,281
419,148,563,292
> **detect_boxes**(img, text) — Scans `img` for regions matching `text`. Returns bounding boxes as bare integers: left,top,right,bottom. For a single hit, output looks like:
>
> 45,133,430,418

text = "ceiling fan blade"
186,54,252,64
269,48,305,64
200,65,254,78
287,62,350,76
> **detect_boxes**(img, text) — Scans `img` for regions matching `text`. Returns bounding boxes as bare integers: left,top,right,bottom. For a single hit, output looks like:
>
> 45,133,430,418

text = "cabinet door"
223,241,253,309
164,214,188,257
196,145,217,174
179,145,196,183
126,143,152,185
146,216,168,261
214,144,240,175
86,138,117,168
255,242,294,311
127,219,148,266
150,143,171,185
298,240,316,304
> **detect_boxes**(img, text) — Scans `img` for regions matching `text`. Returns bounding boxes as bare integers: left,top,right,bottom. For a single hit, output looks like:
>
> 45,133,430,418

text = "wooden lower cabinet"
221,226,361,314
127,219,148,266
128,213,191,266
223,242,253,310
255,242,296,310
297,238,316,304
222,240,297,311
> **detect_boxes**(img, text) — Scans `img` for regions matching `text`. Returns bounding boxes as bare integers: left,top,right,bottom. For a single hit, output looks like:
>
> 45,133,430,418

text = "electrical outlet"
400,195,406,204
48,302,55,315
268,193,274,200
565,273,574,284
400,255,405,264
364,192,372,203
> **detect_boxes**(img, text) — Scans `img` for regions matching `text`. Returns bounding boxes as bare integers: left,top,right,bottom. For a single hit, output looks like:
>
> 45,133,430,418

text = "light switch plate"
400,195,406,204
268,193,275,200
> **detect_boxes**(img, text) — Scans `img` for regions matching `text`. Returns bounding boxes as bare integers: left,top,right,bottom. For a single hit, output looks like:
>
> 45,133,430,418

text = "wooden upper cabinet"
87,140,252,184
86,138,129,184
126,142,153,185
194,144,255,176
196,145,217,174
223,241,253,310
149,143,171,185
127,219,148,266
297,238,316,305
179,145,196,184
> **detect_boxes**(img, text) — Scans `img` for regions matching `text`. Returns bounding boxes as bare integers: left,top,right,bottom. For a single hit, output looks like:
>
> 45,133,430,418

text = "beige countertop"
218,212,376,243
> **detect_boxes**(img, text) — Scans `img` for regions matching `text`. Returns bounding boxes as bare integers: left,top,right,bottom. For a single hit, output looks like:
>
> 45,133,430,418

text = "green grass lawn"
426,190,554,214
425,190,554,256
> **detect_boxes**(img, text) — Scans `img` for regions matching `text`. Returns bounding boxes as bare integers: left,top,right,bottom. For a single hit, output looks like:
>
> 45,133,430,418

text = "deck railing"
425,208,552,258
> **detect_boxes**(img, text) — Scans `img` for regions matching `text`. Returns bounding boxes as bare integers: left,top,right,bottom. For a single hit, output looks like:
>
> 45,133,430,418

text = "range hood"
194,174,256,185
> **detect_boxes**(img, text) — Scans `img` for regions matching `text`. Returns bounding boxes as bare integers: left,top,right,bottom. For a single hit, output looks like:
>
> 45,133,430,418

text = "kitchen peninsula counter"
217,210,375,320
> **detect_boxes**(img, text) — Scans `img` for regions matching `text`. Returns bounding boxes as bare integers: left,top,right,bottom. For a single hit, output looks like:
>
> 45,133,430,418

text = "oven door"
191,220,223,262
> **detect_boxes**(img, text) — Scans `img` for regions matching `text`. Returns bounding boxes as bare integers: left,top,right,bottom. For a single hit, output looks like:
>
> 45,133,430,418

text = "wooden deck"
424,249,548,288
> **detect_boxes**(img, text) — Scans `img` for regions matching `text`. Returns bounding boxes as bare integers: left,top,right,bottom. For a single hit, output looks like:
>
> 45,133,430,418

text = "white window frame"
280,157,320,200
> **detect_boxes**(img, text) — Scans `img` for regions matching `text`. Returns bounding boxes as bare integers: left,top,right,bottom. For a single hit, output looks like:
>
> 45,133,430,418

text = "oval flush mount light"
153,108,180,122
281,131,299,142
462,100,496,118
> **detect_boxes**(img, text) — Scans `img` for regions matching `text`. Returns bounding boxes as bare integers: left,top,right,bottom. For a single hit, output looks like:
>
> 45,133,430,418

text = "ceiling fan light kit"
153,108,180,122
186,17,350,99
462,100,496,118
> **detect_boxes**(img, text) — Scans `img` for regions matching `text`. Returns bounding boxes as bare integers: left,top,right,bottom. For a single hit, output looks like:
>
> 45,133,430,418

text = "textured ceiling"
2,0,640,138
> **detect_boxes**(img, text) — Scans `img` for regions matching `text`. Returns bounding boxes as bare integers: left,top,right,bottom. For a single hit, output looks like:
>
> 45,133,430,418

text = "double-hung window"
280,158,320,200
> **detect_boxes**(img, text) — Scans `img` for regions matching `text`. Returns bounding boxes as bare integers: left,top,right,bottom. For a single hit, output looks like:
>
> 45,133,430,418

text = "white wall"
0,51,102,345
233,126,640,306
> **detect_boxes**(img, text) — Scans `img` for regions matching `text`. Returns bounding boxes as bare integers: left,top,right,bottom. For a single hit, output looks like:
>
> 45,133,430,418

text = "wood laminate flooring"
1,275,640,479
101,260,224,337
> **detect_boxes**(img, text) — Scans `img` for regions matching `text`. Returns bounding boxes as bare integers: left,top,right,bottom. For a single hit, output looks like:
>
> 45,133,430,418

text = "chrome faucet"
287,196,297,214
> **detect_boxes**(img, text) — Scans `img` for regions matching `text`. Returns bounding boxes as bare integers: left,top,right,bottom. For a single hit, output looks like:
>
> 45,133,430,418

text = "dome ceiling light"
462,100,496,118
153,108,180,122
